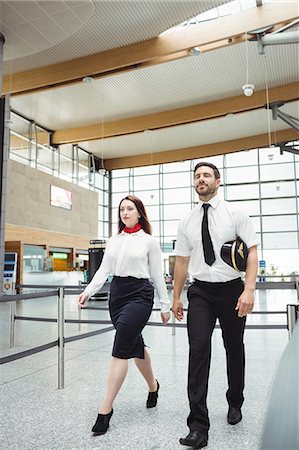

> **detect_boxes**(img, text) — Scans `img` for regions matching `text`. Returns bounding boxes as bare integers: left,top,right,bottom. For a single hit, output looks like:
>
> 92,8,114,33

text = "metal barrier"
1,283,298,391
286,304,298,339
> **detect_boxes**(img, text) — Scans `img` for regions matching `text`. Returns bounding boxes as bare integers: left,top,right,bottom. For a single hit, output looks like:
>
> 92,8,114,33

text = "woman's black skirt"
109,276,154,359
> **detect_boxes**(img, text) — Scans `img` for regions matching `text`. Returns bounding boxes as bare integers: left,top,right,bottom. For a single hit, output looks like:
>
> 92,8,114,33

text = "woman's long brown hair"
118,195,152,235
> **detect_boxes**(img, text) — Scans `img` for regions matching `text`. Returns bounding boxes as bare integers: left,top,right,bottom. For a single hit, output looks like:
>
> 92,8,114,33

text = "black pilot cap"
221,237,248,272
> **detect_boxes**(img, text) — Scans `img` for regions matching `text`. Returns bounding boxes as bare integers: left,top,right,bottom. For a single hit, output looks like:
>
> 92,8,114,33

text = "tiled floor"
0,287,297,450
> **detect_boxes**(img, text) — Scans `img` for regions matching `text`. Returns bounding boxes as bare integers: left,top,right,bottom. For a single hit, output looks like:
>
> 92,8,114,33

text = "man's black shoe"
179,431,208,449
227,407,242,425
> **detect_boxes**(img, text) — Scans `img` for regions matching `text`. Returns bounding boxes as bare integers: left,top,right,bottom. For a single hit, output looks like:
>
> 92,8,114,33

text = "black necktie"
202,203,215,266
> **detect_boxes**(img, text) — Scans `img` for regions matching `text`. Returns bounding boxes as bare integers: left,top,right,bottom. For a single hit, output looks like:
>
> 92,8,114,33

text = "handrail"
0,290,58,302
1,286,298,391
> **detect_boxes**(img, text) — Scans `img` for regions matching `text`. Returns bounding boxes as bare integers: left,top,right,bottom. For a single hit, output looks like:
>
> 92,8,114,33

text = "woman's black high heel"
146,380,160,408
91,409,113,435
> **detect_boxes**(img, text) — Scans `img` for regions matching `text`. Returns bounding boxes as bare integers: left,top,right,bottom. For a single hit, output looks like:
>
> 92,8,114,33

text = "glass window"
225,149,257,167
226,184,259,200
133,174,159,191
78,164,89,188
10,111,30,135
10,132,30,161
229,200,260,216
261,198,297,215
263,249,299,275
23,245,46,272
133,165,159,175
113,168,131,177
193,155,224,168
225,166,258,183
263,232,298,249
112,193,127,208
59,144,73,159
164,204,192,220
112,207,119,224
260,163,295,181
163,161,191,173
163,187,192,204
146,205,160,221
34,125,50,147
59,154,73,179
259,146,294,164
260,181,296,198
133,190,160,206
262,215,298,232
112,177,130,192
163,220,180,236
163,172,190,187
250,216,261,233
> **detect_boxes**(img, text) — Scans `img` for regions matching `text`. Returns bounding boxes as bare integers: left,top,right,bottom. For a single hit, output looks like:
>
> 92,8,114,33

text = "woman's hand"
161,311,171,325
78,292,89,308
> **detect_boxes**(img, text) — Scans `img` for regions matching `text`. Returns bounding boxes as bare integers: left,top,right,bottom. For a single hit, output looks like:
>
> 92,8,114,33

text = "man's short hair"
194,162,220,179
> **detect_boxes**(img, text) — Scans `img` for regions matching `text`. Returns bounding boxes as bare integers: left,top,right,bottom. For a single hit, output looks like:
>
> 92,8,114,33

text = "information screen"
50,185,72,210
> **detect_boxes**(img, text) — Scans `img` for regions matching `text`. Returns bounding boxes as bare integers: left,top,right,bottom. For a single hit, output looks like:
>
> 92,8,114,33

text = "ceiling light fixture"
242,84,255,96
82,76,94,83
242,32,255,96
189,46,201,56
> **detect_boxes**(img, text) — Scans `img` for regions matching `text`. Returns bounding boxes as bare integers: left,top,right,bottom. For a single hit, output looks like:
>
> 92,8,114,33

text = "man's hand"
235,289,254,317
172,297,184,321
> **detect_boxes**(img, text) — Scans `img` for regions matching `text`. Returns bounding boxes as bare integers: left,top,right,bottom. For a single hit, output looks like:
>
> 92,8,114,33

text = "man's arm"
235,245,258,317
172,255,190,321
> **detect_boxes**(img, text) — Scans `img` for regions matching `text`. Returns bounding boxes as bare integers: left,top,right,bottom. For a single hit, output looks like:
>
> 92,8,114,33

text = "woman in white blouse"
78,195,171,435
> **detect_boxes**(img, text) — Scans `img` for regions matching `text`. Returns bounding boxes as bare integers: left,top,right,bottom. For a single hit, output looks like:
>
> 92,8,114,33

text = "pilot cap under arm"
220,237,248,272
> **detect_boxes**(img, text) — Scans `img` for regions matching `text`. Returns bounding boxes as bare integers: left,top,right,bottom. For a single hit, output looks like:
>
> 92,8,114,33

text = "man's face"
194,166,220,198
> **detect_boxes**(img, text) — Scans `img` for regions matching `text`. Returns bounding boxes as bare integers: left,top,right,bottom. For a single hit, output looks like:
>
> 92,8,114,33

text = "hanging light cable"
242,32,255,97
99,95,106,175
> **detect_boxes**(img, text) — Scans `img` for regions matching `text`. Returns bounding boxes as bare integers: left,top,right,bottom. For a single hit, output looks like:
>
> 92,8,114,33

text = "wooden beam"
104,128,299,170
2,2,298,95
52,82,299,144
5,224,92,249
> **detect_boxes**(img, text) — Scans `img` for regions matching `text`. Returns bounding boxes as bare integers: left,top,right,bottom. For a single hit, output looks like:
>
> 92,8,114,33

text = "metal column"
0,33,7,293
58,287,65,389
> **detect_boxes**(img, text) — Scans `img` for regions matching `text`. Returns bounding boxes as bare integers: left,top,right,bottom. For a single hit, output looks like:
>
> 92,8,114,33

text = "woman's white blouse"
83,230,170,312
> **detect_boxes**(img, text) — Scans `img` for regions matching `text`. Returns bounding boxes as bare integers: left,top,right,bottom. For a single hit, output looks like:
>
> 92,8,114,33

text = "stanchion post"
9,301,16,348
58,287,65,389
78,304,82,332
286,304,298,339
171,312,176,336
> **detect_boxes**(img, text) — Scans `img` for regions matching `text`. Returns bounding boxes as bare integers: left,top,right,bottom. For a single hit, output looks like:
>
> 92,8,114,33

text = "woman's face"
119,199,140,228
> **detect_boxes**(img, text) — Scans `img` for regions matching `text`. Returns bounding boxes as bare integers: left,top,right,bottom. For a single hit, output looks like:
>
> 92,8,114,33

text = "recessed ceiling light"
82,76,94,83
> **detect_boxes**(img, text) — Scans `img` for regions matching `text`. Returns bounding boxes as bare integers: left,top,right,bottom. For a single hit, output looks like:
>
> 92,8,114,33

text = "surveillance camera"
242,84,255,97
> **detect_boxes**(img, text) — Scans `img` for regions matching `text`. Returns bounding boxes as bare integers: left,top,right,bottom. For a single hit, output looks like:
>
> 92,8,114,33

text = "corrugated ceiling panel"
80,102,299,158
3,0,230,73
10,42,299,130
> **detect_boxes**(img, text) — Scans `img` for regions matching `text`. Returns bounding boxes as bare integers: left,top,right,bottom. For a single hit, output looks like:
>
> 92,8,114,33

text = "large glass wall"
8,110,299,275
9,111,109,239
111,146,299,276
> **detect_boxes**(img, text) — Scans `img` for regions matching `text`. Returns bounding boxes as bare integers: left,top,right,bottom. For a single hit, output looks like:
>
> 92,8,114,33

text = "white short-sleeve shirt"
175,194,258,282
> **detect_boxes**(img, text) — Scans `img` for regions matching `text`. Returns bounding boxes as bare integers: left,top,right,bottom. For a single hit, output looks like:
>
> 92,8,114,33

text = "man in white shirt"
172,162,258,449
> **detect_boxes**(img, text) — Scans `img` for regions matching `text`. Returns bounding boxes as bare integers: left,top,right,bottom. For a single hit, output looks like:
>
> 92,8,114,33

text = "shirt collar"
198,193,221,209
120,229,145,236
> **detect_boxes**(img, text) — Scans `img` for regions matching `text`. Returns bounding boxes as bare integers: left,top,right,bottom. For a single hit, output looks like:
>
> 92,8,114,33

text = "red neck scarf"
123,223,142,234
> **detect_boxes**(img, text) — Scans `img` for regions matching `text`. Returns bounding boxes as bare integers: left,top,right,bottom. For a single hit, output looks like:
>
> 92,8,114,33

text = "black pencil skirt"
109,276,154,359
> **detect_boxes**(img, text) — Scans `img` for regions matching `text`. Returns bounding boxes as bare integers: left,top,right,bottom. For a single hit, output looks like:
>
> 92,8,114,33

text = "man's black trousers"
186,278,246,436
